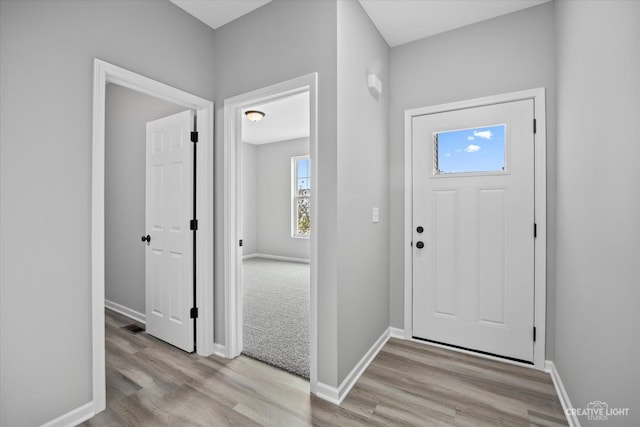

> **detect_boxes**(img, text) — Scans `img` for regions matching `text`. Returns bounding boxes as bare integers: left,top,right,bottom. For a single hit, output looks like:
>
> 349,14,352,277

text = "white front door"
412,99,535,362
145,110,194,352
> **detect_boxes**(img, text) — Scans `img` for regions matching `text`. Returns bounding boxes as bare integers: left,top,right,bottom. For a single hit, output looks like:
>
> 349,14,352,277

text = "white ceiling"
242,92,310,145
359,0,550,47
172,0,550,47
170,0,271,30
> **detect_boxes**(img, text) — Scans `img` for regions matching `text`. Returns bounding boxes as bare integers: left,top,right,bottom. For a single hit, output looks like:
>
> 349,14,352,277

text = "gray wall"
213,0,340,385
0,0,215,425
105,84,185,315
336,0,390,383
554,1,640,425
255,138,310,260
242,142,258,255
243,138,311,260
388,3,557,358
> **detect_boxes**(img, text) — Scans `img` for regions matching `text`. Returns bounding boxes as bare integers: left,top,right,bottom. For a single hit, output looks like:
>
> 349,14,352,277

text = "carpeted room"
240,96,311,379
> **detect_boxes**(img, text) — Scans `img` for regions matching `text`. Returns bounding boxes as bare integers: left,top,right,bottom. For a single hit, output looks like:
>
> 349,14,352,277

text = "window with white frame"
292,156,310,237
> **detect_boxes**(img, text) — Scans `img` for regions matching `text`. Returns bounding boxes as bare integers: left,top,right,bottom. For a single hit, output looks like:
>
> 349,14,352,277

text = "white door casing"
145,110,194,352
93,59,214,418
412,99,535,362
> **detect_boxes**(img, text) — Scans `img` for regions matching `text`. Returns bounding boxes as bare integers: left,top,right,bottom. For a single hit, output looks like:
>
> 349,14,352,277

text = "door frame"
91,59,215,415
223,73,318,392
403,88,547,370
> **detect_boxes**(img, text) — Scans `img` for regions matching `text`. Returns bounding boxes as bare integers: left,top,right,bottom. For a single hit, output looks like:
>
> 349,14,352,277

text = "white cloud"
445,153,451,157
465,144,481,153
467,136,475,140
474,130,493,139
455,148,462,153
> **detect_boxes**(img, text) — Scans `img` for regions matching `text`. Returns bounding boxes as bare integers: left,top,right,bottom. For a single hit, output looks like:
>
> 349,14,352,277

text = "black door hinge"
533,119,537,134
239,239,243,247
533,326,537,342
190,219,198,231
534,223,537,238
190,307,198,319
191,131,198,143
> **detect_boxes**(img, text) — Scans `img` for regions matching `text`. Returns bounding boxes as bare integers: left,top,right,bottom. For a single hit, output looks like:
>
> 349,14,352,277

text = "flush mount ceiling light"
244,110,265,122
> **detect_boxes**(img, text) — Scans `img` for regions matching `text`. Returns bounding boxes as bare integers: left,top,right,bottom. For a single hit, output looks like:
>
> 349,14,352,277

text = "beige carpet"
242,257,310,378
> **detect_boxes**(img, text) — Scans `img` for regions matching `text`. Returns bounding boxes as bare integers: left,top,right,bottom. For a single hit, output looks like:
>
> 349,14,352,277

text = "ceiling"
169,0,271,29
359,0,550,47
242,92,310,145
171,0,550,47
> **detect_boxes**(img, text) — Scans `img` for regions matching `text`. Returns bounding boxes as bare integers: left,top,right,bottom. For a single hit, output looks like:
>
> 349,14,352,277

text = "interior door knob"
416,241,424,249
141,235,151,243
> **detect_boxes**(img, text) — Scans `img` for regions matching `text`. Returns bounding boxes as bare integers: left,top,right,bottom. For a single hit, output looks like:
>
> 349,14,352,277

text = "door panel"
145,110,194,352
412,100,535,362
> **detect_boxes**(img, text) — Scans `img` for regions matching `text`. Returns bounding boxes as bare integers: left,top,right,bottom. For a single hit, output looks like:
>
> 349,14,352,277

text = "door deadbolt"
416,226,424,233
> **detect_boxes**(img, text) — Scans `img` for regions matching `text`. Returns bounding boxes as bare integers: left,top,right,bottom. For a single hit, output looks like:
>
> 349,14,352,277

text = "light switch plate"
372,207,379,223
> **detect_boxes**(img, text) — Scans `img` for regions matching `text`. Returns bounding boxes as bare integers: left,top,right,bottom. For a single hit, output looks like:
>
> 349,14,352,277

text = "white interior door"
145,110,194,352
412,99,535,362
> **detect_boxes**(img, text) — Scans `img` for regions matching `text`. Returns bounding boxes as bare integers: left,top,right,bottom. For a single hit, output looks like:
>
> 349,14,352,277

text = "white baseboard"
314,382,341,405
105,299,146,325
40,401,94,427
389,327,405,339
545,361,580,427
212,343,228,358
243,253,310,264
316,327,390,406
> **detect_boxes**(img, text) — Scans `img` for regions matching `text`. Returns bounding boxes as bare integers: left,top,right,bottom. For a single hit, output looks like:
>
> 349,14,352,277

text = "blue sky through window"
296,158,310,192
436,125,505,174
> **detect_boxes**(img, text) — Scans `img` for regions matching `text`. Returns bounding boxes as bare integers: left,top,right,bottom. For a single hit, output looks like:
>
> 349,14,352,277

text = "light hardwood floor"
82,309,568,426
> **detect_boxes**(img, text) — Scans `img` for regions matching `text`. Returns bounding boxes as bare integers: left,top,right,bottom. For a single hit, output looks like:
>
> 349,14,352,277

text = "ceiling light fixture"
244,110,265,122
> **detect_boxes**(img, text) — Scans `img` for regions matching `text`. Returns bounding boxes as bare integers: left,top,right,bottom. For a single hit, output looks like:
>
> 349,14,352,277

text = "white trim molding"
223,73,319,393
90,58,215,421
545,361,580,427
389,327,405,339
105,299,146,324
39,401,94,427
313,383,341,406
403,88,547,370
211,343,228,359
316,328,391,405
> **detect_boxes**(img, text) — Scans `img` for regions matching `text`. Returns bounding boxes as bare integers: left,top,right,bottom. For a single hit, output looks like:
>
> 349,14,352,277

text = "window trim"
292,155,310,238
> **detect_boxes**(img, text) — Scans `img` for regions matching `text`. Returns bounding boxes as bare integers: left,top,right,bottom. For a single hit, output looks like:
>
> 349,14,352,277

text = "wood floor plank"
106,367,142,403
233,396,310,427
158,384,262,427
83,309,568,426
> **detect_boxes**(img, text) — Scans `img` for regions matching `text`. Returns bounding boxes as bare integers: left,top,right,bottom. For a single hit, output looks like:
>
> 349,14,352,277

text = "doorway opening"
105,85,196,353
91,59,214,415
241,92,311,378
223,74,319,392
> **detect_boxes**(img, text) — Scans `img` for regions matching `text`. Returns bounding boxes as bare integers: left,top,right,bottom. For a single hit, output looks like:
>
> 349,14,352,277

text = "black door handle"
416,241,424,249
141,235,151,243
